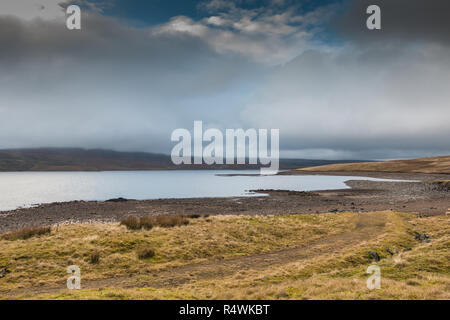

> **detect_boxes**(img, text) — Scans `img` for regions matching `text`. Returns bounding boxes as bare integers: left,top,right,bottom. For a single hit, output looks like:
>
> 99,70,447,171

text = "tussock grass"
89,251,100,264
120,215,190,231
2,226,51,241
120,217,141,230
137,247,155,260
0,212,448,300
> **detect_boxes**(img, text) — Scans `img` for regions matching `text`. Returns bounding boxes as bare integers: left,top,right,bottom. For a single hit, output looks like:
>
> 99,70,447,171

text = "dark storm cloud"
241,0,450,158
0,13,265,152
335,0,450,44
1,0,449,159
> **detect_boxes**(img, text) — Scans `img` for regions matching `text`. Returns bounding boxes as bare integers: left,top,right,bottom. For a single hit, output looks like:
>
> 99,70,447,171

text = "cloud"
241,2,450,159
157,0,336,65
0,0,67,21
0,12,265,152
335,0,450,45
0,0,449,159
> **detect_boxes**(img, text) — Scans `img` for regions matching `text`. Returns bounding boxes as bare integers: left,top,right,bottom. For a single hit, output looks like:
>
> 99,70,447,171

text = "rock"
106,197,129,203
329,209,339,213
414,232,431,243
0,268,10,278
367,251,380,262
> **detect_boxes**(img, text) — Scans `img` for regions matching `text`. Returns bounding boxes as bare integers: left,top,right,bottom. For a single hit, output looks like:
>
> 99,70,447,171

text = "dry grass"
120,217,141,230
298,155,450,174
89,251,100,264
2,226,51,241
137,247,155,260
120,215,190,231
0,212,448,300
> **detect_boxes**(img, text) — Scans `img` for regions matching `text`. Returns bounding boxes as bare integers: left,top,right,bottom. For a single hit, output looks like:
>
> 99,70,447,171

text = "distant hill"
0,148,368,172
298,156,450,174
0,148,174,171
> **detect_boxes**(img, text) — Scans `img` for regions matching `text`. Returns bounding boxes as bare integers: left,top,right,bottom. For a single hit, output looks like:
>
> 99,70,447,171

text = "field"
298,156,450,174
0,211,448,300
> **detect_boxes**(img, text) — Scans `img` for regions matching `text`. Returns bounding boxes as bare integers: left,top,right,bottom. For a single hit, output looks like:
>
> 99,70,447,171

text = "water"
0,170,392,211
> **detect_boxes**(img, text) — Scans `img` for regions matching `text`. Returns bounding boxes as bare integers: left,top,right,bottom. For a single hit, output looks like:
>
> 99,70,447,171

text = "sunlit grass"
0,212,448,300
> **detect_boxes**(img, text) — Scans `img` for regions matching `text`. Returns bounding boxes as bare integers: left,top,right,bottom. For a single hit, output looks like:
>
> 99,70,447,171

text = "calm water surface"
0,170,391,211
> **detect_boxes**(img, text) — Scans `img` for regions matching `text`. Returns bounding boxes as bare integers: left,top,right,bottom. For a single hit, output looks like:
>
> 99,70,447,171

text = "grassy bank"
298,155,450,174
0,211,448,300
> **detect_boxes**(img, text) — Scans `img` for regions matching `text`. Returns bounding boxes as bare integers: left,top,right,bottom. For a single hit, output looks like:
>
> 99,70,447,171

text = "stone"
367,251,380,262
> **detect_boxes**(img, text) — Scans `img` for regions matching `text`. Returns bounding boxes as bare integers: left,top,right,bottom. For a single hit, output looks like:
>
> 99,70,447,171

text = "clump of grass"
186,214,210,219
139,217,155,230
89,251,100,264
153,215,189,228
120,215,189,231
120,217,141,230
2,226,51,241
137,247,155,260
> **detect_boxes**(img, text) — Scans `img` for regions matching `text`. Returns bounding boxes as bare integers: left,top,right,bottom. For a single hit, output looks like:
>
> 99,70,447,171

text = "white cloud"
155,1,335,65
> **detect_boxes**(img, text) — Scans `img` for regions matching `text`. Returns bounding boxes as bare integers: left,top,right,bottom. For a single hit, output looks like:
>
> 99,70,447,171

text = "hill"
0,148,366,171
298,156,450,174
0,148,173,171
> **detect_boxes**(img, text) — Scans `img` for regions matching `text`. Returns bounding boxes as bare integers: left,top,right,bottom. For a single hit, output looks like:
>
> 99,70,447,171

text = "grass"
137,247,155,260
89,251,100,264
298,155,450,174
2,226,51,241
0,211,448,300
120,217,141,230
120,215,190,231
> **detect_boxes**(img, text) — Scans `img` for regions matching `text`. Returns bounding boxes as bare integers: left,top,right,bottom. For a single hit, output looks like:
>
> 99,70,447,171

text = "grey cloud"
1,0,449,160
236,0,450,159
335,0,450,44
0,13,265,152
241,43,450,158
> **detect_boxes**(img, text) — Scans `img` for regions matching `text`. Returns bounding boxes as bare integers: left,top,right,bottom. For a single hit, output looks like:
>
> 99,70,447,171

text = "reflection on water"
0,170,390,211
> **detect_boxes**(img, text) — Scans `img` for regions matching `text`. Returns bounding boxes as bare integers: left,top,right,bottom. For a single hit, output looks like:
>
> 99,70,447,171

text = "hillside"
0,148,366,172
0,148,174,171
298,156,450,174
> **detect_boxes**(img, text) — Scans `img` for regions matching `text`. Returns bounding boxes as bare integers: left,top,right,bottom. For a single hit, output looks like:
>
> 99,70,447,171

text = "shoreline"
278,169,450,180
0,171,448,234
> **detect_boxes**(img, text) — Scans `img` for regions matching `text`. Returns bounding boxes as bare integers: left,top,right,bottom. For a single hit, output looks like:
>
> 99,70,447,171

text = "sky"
0,0,449,160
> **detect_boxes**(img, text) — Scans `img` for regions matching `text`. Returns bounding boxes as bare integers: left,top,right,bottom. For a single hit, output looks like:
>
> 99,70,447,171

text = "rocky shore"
0,172,448,234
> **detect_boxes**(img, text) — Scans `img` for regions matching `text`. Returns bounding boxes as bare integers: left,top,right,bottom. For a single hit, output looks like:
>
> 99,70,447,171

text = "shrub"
2,226,51,241
137,247,155,260
89,251,100,264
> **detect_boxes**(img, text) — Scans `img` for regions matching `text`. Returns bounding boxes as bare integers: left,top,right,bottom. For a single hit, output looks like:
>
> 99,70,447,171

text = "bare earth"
0,171,449,234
